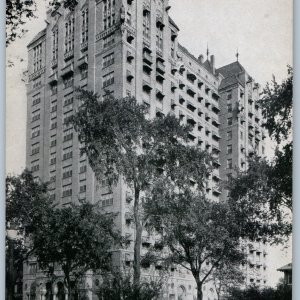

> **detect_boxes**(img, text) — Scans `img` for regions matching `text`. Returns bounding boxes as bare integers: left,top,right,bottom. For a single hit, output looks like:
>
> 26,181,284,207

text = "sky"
6,0,293,288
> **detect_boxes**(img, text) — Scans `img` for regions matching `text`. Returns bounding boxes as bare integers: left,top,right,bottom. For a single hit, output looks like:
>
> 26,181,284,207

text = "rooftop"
217,61,245,79
168,16,180,31
27,28,47,48
277,263,292,272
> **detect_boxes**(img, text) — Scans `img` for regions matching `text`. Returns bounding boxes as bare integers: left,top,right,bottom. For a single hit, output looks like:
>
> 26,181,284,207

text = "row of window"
51,8,89,62
103,0,116,30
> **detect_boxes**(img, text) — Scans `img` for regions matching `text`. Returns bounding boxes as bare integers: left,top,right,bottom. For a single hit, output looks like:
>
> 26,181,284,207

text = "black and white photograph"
5,0,293,299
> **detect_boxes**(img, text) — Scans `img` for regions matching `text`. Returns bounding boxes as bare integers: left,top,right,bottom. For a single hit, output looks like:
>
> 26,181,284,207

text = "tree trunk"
196,279,203,300
64,268,73,300
133,188,142,289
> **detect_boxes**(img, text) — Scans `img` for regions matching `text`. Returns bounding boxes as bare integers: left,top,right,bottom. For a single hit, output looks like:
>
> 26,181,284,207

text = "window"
62,165,72,179
31,161,39,172
50,105,57,119
103,72,114,88
102,197,113,207
103,0,116,30
227,159,232,169
171,40,175,58
79,163,87,173
29,263,37,275
103,53,114,68
240,131,244,140
32,77,42,89
63,128,73,142
50,138,56,148
262,146,265,155
33,43,42,72
62,184,72,198
51,84,57,95
227,144,232,154
50,120,57,130
63,110,73,127
31,109,40,122
52,27,58,60
49,153,56,165
80,64,88,80
156,27,163,50
227,117,232,125
49,174,56,183
32,93,41,106
51,104,57,113
143,10,151,39
63,96,73,110
31,126,40,138
81,8,88,43
227,90,232,100
63,75,74,89
65,16,75,53
103,33,115,48
31,143,40,155
227,104,232,112
227,131,232,140
79,185,87,193
62,147,73,161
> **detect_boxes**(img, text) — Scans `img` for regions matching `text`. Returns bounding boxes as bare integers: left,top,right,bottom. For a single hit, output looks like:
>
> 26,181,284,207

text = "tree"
212,263,244,300
259,66,293,212
6,169,54,236
260,66,293,146
226,67,293,245
31,201,120,297
95,271,163,300
144,178,246,300
6,170,54,299
6,170,120,298
6,0,77,46
227,156,292,245
70,90,194,290
6,0,37,46
227,283,292,300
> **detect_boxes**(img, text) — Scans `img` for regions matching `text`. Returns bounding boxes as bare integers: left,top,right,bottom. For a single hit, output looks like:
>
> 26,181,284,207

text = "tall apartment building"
217,61,268,287
24,0,266,299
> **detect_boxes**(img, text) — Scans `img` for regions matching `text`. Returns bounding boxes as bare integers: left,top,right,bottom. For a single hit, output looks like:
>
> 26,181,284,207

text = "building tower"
24,0,224,299
217,61,268,287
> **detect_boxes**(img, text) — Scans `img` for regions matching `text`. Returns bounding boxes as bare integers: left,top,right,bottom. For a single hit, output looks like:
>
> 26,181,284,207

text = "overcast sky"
6,0,293,287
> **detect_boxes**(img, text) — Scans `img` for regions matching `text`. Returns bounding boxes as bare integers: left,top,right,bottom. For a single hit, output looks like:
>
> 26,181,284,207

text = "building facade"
24,0,266,299
217,61,268,287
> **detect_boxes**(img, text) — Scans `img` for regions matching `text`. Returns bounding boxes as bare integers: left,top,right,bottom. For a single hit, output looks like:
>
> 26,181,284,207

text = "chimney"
210,55,215,74
198,54,204,64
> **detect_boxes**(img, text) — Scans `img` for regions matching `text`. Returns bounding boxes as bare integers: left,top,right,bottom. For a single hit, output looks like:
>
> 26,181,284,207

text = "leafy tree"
227,156,292,245
6,0,37,46
227,283,292,300
259,66,293,212
144,178,246,300
227,67,293,245
6,170,120,297
6,0,78,46
70,90,195,289
95,271,163,300
211,263,244,300
260,66,293,145
6,169,54,236
31,201,120,297
6,170,53,299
